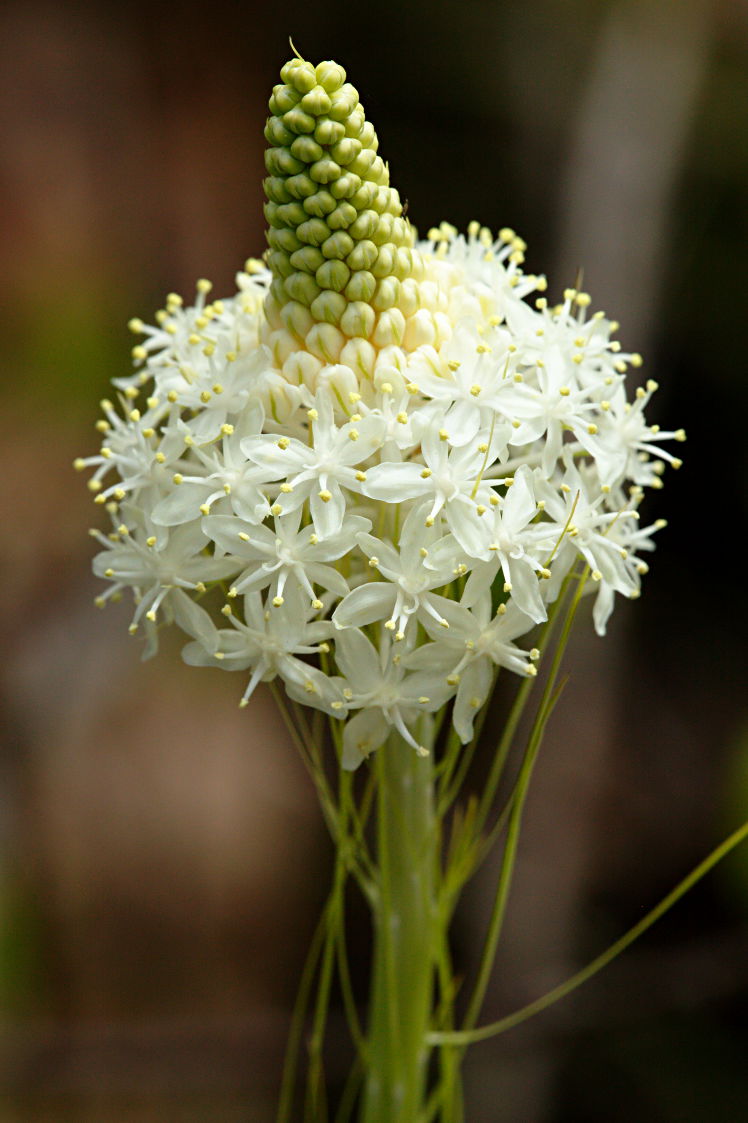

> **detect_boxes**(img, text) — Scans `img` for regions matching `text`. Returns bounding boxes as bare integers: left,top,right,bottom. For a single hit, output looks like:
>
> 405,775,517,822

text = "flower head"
80,51,681,766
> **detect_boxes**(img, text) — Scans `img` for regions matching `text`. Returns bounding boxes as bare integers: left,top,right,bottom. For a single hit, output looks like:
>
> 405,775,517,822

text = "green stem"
360,731,438,1123
429,816,748,1047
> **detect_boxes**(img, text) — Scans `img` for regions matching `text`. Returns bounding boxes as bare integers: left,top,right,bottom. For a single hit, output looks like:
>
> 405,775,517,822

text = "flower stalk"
362,730,437,1122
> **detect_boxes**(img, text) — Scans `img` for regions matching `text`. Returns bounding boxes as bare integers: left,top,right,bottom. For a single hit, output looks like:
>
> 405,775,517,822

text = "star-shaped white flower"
332,628,454,768
241,390,385,538
333,501,465,639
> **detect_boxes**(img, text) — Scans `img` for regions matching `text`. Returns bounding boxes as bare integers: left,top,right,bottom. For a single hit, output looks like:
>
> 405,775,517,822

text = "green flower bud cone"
263,53,425,357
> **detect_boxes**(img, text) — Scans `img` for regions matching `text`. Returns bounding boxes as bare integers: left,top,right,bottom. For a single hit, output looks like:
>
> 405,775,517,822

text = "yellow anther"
272,596,284,607
438,429,449,441
155,452,166,464
319,489,332,502
368,557,379,567
421,468,432,479
199,503,211,515
172,473,183,485
470,384,481,397
396,411,408,424
270,503,283,516
348,428,360,441
355,471,367,482
221,603,233,616
587,423,598,435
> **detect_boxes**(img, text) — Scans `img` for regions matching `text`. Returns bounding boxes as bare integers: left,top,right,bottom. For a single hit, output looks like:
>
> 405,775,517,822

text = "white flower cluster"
79,225,682,768
80,56,682,768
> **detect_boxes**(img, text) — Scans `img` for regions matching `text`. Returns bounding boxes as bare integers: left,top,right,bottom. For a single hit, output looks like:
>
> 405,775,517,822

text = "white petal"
333,583,396,629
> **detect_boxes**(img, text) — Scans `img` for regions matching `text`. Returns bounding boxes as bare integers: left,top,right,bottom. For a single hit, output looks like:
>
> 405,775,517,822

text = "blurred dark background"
1,1,747,1119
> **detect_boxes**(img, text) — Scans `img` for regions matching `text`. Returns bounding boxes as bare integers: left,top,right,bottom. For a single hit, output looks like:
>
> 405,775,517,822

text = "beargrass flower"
80,50,681,760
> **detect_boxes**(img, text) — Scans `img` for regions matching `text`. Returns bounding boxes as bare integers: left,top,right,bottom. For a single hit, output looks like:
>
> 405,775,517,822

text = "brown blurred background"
2,1,748,1120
